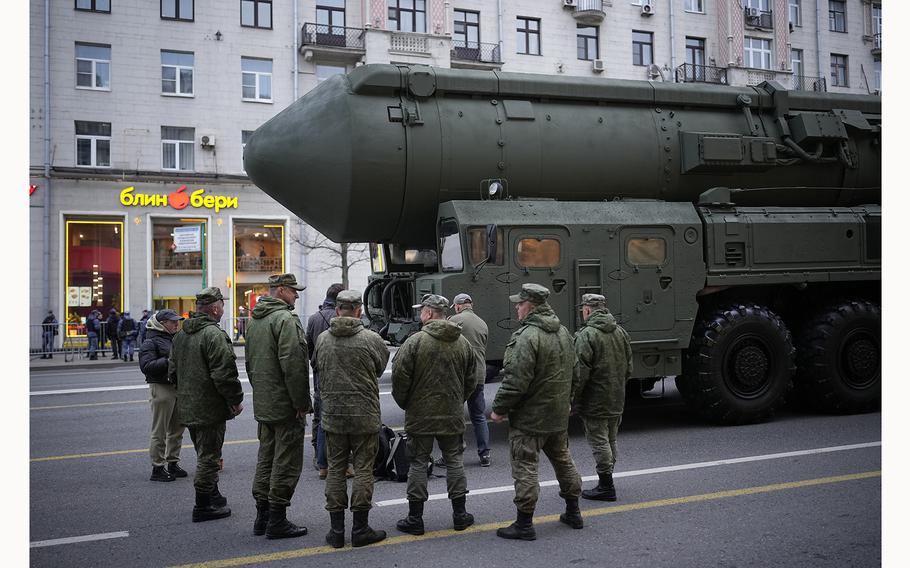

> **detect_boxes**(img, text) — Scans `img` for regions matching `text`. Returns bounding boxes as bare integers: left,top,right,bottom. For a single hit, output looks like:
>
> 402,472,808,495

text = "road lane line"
374,441,882,506
30,531,130,548
31,400,148,411
31,438,265,462
166,471,880,568
31,379,251,396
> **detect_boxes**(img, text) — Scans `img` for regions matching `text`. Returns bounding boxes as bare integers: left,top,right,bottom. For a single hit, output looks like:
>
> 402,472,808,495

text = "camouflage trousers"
508,428,582,514
582,415,622,476
187,422,226,494
406,434,467,503
324,431,377,512
252,417,306,506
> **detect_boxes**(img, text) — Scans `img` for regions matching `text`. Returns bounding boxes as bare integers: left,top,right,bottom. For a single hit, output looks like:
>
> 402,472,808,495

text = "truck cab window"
517,237,560,268
627,237,667,265
468,226,504,265
439,218,463,272
389,244,437,268
369,243,386,273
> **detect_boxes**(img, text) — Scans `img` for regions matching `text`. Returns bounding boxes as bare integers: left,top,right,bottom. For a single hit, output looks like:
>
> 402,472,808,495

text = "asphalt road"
30,366,881,568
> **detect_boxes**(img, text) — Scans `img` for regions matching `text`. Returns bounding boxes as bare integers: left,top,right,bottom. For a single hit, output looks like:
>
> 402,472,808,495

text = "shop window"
152,220,205,271
468,226,504,266
65,220,123,333
234,222,284,274
516,237,560,268
627,237,667,266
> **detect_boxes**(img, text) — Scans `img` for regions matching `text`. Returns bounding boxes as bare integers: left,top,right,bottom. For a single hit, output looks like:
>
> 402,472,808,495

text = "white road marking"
373,441,882,507
30,531,130,548
31,379,251,396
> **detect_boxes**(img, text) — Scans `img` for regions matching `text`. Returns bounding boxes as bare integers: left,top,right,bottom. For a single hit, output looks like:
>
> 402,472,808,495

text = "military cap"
412,293,450,310
268,273,306,290
452,293,473,305
509,283,550,304
155,308,184,321
577,293,607,307
335,289,363,308
196,286,224,305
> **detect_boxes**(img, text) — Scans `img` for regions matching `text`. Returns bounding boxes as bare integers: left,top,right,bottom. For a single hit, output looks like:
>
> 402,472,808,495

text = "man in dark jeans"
106,309,121,359
306,283,344,478
41,310,58,359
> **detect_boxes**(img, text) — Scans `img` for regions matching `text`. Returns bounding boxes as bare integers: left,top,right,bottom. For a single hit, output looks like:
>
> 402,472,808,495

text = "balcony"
791,75,827,92
872,33,881,58
570,0,606,25
744,8,773,30
389,32,429,54
299,23,366,62
675,63,728,85
450,41,503,69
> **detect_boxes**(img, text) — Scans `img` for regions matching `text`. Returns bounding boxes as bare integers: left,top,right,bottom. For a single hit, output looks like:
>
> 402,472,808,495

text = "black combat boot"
150,465,175,482
253,500,270,536
559,498,584,529
396,501,425,535
325,511,345,548
452,496,474,531
581,473,616,502
496,510,536,541
265,504,308,539
351,510,386,547
192,490,231,522
210,483,228,508
167,462,188,478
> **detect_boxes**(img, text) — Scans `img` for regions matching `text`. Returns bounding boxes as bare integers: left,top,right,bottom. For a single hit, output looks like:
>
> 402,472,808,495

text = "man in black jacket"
305,283,344,478
106,309,121,359
140,309,187,482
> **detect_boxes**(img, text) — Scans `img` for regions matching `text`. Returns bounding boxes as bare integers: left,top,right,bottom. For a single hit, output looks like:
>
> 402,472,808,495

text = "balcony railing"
572,0,606,25
675,63,728,85
390,32,428,53
744,8,774,29
872,33,881,52
791,75,827,92
450,41,502,64
300,23,365,50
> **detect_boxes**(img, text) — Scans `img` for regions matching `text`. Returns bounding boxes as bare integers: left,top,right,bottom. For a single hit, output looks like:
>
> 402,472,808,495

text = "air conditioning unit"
747,7,759,17
592,59,605,73
641,1,654,16
200,134,216,148
563,0,577,7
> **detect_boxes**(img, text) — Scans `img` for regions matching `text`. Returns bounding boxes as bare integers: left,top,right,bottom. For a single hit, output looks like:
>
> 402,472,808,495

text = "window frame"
161,50,194,97
454,9,480,49
828,0,846,33
516,16,541,56
789,0,802,27
743,36,772,70
74,121,111,168
685,0,704,14
830,53,848,87
161,0,194,22
388,0,427,33
75,43,111,91
632,30,653,66
241,0,273,30
75,0,110,13
577,25,599,61
241,57,273,102
161,126,195,172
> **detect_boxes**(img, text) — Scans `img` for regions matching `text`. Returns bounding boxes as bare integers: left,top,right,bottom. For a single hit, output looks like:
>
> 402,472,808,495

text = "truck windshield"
439,218,463,272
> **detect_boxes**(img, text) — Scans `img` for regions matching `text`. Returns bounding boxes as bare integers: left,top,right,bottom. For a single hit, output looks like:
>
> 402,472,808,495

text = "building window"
685,0,704,13
65,220,123,328
829,0,846,32
75,43,110,90
316,65,346,82
161,51,194,96
317,0,346,44
873,61,881,93
76,0,110,13
872,4,881,37
388,0,426,33
577,25,598,61
241,130,252,173
790,48,803,88
75,121,111,168
161,126,194,171
516,17,540,55
684,37,706,80
632,31,653,66
516,238,560,268
241,0,272,29
241,57,272,101
454,9,480,49
789,0,801,27
744,36,772,69
233,221,285,321
745,0,770,10
161,0,193,21
153,221,205,272
830,53,848,87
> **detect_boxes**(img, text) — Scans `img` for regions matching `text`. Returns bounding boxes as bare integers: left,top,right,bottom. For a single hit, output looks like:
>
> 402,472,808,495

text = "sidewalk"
29,345,247,372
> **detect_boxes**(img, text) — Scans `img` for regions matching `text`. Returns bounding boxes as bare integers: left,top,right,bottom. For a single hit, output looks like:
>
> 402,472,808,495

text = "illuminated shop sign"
119,185,239,213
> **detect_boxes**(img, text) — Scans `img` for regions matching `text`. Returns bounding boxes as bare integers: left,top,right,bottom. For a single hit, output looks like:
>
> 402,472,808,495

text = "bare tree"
291,226,369,289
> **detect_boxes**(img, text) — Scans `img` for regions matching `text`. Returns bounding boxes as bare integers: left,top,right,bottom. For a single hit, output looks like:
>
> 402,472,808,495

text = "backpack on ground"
374,425,410,482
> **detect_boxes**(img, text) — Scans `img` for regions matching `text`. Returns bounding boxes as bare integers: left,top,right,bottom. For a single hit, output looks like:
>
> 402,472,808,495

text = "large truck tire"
681,303,795,425
795,299,881,413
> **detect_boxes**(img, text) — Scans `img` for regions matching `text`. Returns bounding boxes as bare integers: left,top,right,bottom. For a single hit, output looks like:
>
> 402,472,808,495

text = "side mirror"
486,224,498,262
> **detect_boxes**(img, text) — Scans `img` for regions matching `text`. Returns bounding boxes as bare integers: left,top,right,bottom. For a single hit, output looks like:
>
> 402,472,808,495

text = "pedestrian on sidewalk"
119,311,138,361
86,310,101,360
140,309,187,483
106,309,121,360
41,310,58,359
138,309,151,344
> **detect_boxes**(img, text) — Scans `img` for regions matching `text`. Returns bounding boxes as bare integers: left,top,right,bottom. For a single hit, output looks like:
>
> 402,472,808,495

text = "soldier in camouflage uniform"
245,273,312,539
491,283,584,540
392,294,476,535
168,287,244,523
573,293,633,502
315,290,390,548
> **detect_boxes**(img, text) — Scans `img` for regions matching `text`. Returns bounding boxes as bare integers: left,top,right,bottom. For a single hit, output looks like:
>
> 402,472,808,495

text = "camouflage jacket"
392,319,475,435
245,296,312,424
314,316,389,434
573,309,633,418
449,308,488,388
491,303,576,434
168,312,243,427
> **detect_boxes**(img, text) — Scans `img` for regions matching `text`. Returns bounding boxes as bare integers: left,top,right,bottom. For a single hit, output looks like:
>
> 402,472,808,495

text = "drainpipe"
726,0,734,66
43,0,51,313
293,0,299,101
669,0,677,77
497,0,503,64
814,0,823,79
